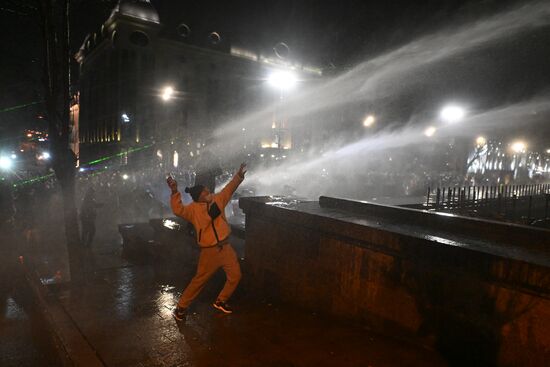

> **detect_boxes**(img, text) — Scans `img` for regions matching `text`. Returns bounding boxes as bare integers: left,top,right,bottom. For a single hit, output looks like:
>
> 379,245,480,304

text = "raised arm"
167,176,192,221
218,163,247,208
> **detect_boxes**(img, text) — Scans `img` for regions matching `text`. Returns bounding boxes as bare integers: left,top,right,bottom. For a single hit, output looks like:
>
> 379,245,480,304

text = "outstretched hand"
237,163,247,178
166,176,178,194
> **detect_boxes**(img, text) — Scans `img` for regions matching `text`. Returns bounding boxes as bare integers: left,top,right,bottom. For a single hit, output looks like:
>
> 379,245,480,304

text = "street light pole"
267,71,297,155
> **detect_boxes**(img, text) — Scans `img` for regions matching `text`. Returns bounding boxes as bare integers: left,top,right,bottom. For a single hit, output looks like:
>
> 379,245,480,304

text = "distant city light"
267,71,297,90
424,126,437,137
440,104,466,123
0,156,13,170
38,152,51,160
363,115,375,127
161,86,174,101
476,136,486,146
511,141,526,153
27,133,32,138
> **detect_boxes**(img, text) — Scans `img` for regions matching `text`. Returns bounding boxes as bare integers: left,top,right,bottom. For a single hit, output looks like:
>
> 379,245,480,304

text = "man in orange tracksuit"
167,163,246,321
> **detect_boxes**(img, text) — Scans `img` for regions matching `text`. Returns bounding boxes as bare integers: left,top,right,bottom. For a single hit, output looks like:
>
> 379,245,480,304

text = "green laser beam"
84,143,153,166
13,173,55,187
12,143,154,188
0,100,43,113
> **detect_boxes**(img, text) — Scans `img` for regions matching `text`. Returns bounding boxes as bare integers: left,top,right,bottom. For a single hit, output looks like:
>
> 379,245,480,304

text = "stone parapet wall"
240,196,550,366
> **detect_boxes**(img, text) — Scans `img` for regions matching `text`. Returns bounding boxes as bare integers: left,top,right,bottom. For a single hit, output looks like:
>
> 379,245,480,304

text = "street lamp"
267,71,297,91
161,86,174,101
440,104,466,124
476,136,487,146
511,141,526,154
267,70,297,153
0,156,13,170
363,114,375,127
424,126,437,137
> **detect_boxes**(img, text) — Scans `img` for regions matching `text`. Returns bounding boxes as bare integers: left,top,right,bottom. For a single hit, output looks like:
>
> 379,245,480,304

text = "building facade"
75,0,321,167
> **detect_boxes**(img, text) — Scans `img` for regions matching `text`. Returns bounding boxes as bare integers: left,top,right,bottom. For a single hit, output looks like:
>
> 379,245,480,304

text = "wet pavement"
40,232,447,367
2,184,446,366
0,250,61,367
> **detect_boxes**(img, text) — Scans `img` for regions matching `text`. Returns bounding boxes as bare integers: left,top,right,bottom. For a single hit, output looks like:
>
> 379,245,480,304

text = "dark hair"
185,185,205,202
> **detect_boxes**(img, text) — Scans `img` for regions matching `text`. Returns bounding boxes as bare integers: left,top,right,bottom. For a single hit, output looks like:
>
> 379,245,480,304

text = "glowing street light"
546,148,550,154
122,174,129,180
424,126,437,137
363,114,375,127
161,86,174,101
511,141,526,154
440,104,466,123
267,71,297,91
0,156,13,170
476,136,487,146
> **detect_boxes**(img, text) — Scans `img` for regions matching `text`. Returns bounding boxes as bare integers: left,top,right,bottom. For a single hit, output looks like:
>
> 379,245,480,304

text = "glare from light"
162,219,178,230
121,113,130,122
173,151,179,168
476,136,486,146
42,152,51,159
0,157,13,170
363,115,375,127
546,149,550,154
267,71,297,90
79,167,86,172
10,154,16,159
440,105,466,123
161,86,174,101
511,141,526,153
424,126,437,137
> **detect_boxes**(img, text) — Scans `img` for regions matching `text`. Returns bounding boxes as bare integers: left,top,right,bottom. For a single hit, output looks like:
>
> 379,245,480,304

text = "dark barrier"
118,222,155,260
240,196,550,366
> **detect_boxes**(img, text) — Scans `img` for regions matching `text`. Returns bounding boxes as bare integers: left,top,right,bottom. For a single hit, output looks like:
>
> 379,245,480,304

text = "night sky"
1,0,549,147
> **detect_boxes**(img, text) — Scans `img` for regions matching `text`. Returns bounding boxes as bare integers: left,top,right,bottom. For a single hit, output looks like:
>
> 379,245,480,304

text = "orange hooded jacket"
170,174,243,247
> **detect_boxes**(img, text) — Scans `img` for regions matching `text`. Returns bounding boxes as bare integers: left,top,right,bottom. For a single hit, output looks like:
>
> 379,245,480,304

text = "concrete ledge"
20,258,105,367
240,196,550,366
319,196,550,251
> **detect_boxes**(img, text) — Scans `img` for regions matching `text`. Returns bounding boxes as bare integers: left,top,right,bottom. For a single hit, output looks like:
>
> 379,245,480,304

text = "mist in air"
202,0,550,200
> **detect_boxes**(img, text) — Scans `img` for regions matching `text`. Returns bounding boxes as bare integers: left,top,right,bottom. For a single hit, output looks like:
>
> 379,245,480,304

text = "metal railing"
424,183,550,223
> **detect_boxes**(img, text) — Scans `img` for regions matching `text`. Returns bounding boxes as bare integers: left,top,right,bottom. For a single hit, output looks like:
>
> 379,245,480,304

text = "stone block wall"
240,197,550,366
